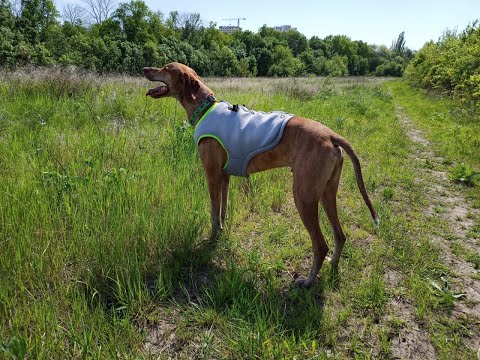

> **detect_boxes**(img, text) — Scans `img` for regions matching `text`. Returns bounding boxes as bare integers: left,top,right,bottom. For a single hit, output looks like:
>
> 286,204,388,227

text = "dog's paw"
208,230,221,246
295,275,314,289
208,234,218,246
328,256,340,268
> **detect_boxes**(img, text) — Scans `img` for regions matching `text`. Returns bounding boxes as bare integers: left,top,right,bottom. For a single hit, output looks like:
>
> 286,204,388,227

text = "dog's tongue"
146,85,168,97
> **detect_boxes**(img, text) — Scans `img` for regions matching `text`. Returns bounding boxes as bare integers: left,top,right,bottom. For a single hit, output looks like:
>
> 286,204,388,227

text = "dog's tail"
331,134,379,226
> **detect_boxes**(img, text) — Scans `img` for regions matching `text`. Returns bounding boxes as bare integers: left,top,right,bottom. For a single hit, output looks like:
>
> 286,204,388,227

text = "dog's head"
144,62,201,103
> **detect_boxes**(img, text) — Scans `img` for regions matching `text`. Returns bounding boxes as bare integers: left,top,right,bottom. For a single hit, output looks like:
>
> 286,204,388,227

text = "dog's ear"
183,72,200,102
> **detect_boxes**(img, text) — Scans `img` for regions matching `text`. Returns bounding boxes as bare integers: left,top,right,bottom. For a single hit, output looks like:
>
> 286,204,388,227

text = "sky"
54,0,479,50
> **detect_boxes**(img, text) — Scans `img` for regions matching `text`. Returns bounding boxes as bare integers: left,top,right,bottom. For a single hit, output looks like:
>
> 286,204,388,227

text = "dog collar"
189,95,216,126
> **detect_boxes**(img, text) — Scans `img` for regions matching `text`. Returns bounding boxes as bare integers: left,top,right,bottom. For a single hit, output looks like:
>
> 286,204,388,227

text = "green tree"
268,45,304,76
0,0,414,77
284,29,307,56
17,0,60,44
210,45,239,76
299,48,325,75
113,0,159,44
93,17,123,40
0,0,14,27
308,36,325,53
256,47,274,76
200,22,231,50
232,30,263,56
0,0,17,66
258,24,278,39
179,12,202,42
391,31,406,56
324,55,348,76
327,35,355,58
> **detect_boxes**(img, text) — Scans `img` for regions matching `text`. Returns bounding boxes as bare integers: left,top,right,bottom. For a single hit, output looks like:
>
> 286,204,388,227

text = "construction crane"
222,17,246,28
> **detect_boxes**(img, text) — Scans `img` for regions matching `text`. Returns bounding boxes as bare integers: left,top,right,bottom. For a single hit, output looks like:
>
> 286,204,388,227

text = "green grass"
386,80,480,200
0,71,479,359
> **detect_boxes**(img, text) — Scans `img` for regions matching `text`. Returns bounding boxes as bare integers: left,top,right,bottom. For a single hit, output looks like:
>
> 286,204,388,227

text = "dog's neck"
187,95,217,126
180,86,215,125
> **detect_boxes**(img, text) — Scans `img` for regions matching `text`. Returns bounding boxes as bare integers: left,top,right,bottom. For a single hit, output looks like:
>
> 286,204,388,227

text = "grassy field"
0,70,479,359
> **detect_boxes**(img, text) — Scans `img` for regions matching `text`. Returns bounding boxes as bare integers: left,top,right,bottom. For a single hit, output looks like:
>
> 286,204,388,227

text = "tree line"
0,0,413,77
405,21,480,103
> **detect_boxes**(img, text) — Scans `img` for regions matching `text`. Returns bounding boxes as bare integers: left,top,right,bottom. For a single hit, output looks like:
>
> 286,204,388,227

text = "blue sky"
55,0,479,50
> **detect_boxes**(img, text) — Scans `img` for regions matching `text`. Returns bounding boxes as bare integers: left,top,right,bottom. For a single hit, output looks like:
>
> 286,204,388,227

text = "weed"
334,116,346,129
1,336,27,360
429,274,465,309
381,187,395,202
373,86,393,101
449,162,479,187
466,253,480,270
423,159,435,170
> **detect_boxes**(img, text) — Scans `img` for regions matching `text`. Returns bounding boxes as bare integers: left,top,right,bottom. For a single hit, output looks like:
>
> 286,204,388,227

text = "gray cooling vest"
194,101,294,177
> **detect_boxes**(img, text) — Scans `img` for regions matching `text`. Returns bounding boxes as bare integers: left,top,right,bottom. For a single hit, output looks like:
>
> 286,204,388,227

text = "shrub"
405,22,480,102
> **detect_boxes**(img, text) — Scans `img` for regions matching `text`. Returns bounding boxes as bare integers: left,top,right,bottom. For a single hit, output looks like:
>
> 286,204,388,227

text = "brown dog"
144,62,378,288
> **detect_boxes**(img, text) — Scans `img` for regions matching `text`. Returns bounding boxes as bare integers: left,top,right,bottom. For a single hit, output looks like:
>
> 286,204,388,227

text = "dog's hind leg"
294,197,329,288
293,174,329,288
322,156,346,268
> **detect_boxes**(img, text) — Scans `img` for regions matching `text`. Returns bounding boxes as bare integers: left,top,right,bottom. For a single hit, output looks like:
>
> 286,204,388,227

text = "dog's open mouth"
146,83,169,98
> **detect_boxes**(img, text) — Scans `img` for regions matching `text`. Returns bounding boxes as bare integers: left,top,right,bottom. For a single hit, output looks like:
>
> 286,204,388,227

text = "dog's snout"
144,67,160,81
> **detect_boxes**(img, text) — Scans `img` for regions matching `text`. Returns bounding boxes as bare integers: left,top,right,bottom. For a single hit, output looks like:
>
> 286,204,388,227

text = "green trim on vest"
195,102,218,129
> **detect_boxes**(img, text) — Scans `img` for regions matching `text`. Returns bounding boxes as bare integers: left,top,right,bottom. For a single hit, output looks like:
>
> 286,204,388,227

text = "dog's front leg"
220,174,230,225
206,173,223,243
198,139,228,244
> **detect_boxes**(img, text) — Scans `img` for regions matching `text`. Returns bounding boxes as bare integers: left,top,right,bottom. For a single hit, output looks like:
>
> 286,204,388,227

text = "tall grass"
0,70,211,357
1,72,477,358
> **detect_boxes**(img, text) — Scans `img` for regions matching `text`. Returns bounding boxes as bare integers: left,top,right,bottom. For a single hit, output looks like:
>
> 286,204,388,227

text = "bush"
375,61,404,77
405,22,480,102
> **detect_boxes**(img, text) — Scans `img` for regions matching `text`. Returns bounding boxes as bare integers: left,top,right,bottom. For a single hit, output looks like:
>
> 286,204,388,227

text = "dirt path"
390,105,480,358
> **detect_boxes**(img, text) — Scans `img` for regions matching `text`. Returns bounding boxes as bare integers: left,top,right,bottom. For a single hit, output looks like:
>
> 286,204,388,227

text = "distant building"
219,25,242,34
274,25,297,32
